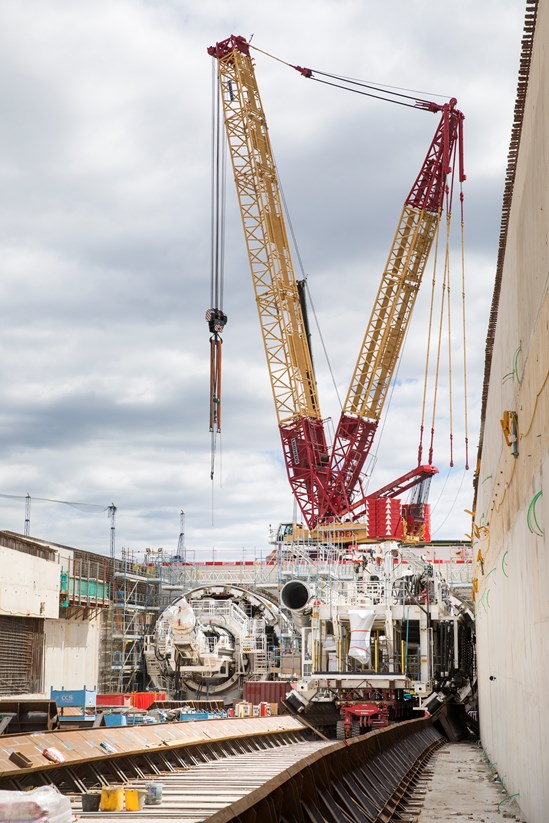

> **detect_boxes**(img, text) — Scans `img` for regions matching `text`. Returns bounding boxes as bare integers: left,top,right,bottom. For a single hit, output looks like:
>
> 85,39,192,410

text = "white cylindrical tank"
165,598,196,633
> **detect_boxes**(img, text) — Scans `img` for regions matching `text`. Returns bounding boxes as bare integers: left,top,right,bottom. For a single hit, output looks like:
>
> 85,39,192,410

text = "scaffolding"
59,553,109,614
100,549,165,692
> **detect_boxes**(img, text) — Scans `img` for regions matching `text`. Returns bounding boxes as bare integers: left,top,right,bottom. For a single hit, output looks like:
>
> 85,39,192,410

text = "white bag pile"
0,786,72,823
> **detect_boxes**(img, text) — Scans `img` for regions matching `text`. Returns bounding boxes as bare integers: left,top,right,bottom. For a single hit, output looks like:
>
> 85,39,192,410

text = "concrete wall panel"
475,2,549,821
0,546,59,619
43,616,101,693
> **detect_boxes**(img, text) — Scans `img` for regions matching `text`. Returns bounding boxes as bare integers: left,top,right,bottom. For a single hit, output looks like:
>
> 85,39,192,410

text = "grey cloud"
0,0,525,555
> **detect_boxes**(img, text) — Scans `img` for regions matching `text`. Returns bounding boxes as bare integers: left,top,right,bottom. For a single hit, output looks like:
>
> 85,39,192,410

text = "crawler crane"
207,35,465,544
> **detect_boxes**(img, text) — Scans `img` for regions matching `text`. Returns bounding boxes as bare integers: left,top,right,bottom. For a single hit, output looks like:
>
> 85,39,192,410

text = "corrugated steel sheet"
0,616,43,695
243,681,292,706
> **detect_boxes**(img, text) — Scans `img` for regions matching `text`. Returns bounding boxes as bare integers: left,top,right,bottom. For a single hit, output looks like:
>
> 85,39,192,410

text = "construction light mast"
177,509,186,561
108,503,117,559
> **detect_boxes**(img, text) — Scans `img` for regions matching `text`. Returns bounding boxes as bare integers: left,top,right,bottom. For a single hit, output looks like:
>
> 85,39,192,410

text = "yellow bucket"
125,788,147,811
100,786,124,811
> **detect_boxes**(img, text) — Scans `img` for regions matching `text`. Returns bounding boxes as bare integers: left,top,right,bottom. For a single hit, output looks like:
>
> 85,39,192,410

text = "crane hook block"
206,308,228,334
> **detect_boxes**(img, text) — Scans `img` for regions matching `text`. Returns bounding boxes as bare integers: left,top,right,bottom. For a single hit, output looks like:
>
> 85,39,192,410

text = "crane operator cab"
276,523,301,543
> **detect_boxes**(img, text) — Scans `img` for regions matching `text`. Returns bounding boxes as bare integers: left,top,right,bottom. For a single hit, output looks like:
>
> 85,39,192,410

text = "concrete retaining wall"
474,2,549,821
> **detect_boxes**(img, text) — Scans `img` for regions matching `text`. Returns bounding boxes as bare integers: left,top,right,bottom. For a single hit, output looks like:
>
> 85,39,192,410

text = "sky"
0,0,526,560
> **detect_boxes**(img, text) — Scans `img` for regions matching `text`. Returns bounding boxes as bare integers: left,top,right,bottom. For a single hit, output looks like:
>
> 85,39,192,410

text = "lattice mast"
208,35,332,528
330,99,465,520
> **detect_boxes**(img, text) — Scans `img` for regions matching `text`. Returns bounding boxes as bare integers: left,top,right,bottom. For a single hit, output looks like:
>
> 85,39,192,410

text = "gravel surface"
416,741,525,822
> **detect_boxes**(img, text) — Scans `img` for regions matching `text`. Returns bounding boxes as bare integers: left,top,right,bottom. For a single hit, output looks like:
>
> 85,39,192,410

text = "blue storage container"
104,713,127,727
50,687,97,721
179,711,209,722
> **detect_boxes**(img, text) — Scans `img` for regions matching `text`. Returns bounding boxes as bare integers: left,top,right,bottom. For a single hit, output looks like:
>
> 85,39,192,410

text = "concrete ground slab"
416,741,525,822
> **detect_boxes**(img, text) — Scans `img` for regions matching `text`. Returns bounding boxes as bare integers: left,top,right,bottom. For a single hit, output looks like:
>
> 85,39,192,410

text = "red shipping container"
97,693,131,707
242,681,291,707
130,691,167,710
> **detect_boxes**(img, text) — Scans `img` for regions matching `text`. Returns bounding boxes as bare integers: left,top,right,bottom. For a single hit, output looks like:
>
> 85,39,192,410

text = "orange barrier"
130,691,166,710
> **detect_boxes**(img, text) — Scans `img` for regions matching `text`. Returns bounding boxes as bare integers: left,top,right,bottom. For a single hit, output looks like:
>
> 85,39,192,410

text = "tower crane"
207,35,465,543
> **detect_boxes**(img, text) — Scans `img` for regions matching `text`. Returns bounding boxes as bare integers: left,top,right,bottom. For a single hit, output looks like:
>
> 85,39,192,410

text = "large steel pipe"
280,580,312,612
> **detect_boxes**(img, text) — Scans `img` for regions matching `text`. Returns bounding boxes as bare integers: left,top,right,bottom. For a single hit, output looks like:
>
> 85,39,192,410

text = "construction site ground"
416,741,525,822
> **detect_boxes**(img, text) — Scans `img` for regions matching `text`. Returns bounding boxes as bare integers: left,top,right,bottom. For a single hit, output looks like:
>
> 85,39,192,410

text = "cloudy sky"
0,0,525,559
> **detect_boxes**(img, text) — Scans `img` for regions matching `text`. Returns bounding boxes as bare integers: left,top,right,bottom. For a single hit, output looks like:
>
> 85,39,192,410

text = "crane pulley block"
206,307,228,335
